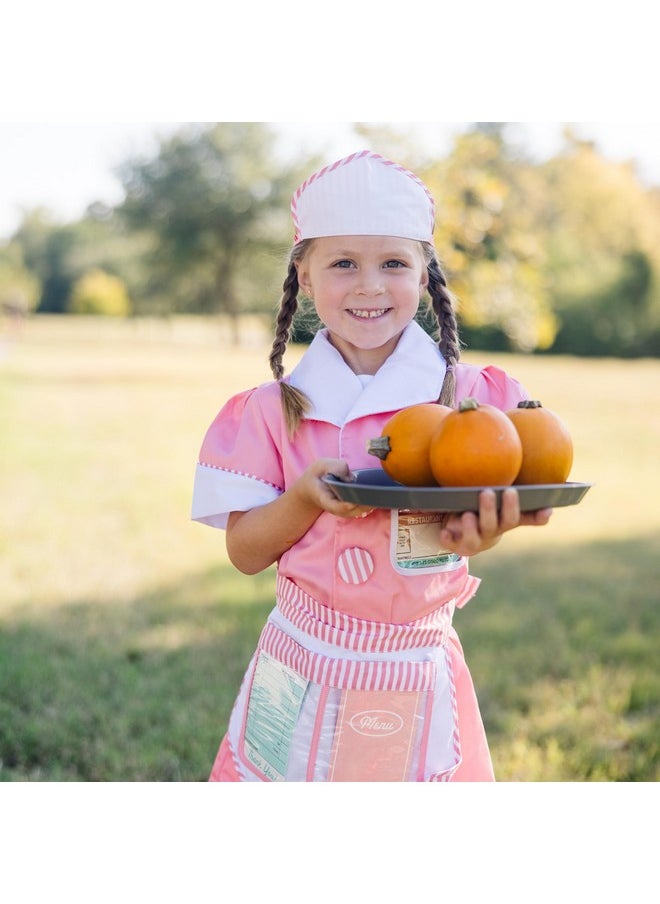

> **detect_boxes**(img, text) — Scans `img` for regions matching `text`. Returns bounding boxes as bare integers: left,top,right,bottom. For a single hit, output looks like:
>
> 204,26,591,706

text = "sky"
2,0,659,240
1,121,660,241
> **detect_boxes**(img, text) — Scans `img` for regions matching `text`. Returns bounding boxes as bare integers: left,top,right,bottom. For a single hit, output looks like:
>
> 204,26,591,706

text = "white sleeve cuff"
191,463,281,529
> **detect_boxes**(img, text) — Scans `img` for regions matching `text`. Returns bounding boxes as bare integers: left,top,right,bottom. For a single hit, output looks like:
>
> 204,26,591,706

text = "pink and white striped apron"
220,574,463,782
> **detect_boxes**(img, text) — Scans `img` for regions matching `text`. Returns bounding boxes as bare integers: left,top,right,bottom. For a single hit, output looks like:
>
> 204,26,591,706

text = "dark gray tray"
324,468,592,512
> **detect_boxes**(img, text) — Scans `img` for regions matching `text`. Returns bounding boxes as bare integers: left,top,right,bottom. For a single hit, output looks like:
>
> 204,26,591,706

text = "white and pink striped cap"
291,150,435,244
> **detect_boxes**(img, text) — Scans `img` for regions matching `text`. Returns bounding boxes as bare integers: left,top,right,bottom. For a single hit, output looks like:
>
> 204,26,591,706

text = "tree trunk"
215,248,240,345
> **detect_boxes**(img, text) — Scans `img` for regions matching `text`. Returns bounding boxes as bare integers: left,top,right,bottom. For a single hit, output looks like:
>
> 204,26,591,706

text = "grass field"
0,315,658,781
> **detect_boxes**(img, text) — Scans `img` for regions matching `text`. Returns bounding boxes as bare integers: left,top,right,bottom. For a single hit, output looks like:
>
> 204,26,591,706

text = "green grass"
0,566,274,780
0,315,658,781
461,536,658,781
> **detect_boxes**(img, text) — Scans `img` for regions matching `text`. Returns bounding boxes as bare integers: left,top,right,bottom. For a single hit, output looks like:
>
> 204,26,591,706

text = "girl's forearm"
225,489,323,574
225,459,372,574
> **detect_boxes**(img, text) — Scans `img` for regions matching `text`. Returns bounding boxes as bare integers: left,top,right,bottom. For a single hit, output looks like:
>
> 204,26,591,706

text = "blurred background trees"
3,121,660,357
115,123,306,336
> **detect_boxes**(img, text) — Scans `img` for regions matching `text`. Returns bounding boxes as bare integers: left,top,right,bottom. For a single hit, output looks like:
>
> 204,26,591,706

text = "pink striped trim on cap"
291,150,435,243
259,622,437,692
276,574,453,654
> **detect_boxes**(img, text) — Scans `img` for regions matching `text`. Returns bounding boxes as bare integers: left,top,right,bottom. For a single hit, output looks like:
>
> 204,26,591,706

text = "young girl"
191,150,552,782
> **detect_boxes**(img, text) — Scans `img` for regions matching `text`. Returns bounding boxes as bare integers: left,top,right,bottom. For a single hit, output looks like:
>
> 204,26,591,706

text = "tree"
539,130,660,356
11,206,150,316
117,123,305,335
12,210,79,313
0,241,41,330
0,241,40,307
418,125,557,352
68,269,131,316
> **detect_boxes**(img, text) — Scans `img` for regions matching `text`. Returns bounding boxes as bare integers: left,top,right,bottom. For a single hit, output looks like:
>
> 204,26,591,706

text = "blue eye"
384,260,406,269
333,259,354,268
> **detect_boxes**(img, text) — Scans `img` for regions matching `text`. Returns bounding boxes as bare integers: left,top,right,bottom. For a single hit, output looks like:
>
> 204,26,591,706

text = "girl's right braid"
427,253,461,407
269,261,299,382
269,254,312,436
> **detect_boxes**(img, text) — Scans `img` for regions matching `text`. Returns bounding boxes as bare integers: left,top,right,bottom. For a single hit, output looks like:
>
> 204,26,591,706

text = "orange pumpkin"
506,400,573,484
367,403,453,486
429,397,523,487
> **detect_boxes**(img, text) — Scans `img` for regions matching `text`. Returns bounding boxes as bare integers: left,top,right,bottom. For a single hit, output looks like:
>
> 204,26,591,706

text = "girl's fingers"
520,507,553,526
477,488,500,536
440,485,554,557
497,487,521,531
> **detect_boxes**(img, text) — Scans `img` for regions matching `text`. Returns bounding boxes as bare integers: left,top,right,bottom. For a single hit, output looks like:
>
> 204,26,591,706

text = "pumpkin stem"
517,400,543,409
458,397,480,412
367,435,392,461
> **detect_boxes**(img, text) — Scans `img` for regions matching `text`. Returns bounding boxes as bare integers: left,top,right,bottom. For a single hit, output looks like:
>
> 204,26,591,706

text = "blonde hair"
269,239,461,436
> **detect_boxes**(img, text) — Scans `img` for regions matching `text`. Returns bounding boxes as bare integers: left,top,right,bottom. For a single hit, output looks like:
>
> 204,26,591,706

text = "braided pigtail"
269,242,313,436
424,244,461,408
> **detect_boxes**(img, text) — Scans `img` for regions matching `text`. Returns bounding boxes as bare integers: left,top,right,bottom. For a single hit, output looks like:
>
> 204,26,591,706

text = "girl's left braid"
427,254,461,407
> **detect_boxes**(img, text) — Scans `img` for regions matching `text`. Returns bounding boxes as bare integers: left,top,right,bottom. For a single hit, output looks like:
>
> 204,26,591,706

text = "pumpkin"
429,397,523,487
367,403,453,486
506,400,574,484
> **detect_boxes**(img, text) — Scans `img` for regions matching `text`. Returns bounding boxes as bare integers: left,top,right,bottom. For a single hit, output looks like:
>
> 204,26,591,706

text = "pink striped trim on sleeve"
197,461,282,492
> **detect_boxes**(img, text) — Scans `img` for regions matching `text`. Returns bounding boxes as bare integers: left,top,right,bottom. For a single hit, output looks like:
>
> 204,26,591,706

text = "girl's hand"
295,458,374,520
439,487,552,557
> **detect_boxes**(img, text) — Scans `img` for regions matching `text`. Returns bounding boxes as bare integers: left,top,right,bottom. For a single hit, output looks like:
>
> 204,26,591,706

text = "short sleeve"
455,363,528,412
191,385,284,529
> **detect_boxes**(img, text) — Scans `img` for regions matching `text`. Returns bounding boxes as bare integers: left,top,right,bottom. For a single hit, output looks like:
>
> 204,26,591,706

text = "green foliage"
12,210,79,313
116,123,309,321
538,137,660,357
550,250,660,356
11,207,140,315
0,241,41,314
68,268,132,316
420,126,558,352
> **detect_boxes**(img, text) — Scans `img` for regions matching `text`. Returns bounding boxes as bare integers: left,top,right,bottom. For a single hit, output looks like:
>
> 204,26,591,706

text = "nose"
355,269,385,297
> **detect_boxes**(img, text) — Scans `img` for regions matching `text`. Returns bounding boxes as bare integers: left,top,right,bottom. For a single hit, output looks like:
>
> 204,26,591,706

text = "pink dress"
192,322,527,781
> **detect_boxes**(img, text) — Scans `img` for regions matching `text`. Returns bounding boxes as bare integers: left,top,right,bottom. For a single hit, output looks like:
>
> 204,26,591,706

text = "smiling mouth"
348,308,391,319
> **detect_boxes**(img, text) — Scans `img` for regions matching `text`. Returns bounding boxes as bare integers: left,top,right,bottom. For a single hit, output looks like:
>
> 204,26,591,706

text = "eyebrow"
324,246,416,259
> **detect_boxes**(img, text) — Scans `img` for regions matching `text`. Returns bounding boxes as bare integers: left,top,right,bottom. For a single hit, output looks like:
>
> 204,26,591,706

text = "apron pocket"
326,686,429,781
236,622,461,782
238,650,309,782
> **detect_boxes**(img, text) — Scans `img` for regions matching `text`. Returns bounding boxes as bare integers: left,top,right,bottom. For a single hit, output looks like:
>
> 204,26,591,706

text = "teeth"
350,309,388,318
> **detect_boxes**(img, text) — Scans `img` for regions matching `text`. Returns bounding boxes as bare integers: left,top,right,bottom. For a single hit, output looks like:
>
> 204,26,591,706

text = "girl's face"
295,235,428,374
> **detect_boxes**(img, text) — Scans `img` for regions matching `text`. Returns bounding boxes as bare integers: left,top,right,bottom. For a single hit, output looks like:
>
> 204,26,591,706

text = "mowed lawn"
0,315,658,781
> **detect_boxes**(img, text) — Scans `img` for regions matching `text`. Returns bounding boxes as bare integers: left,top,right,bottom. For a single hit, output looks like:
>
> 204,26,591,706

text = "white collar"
288,321,446,426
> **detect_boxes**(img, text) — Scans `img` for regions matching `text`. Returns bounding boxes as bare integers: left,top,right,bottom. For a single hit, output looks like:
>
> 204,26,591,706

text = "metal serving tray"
324,468,593,512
